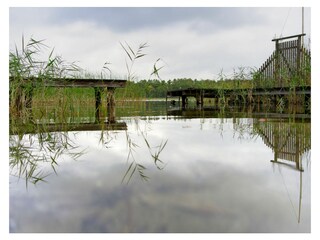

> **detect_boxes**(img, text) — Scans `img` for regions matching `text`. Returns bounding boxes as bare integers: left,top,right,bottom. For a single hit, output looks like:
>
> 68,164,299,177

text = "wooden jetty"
9,77,127,123
257,34,311,88
166,86,311,108
167,34,311,108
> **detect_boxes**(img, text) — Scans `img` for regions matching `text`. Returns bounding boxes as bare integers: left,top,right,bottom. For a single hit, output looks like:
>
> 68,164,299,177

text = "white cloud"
9,7,311,80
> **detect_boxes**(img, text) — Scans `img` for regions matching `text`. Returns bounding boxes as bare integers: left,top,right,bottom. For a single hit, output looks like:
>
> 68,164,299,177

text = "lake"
9,101,311,233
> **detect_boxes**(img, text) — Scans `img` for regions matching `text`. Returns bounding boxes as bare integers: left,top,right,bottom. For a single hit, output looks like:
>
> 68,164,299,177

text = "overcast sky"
3,3,320,239
9,7,311,80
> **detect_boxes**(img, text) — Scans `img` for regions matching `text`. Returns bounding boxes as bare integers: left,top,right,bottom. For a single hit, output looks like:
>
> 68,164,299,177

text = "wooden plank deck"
166,86,311,107
251,86,311,96
10,122,127,135
10,77,127,123
10,77,127,88
166,86,310,98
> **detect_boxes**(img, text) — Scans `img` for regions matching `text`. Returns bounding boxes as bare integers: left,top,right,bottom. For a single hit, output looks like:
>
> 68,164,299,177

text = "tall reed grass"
9,37,168,185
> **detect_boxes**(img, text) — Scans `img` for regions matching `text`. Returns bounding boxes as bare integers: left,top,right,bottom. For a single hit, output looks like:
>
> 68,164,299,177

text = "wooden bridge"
166,34,311,108
166,86,311,108
256,34,311,88
9,77,127,123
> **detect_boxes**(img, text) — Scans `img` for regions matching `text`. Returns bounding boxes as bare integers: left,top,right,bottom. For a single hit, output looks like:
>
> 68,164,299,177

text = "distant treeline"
116,78,253,99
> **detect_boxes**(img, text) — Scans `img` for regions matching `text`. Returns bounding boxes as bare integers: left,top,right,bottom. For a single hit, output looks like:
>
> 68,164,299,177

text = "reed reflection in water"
9,104,311,233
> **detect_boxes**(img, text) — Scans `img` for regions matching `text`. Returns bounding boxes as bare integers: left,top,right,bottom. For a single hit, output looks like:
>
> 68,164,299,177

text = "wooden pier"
167,34,311,108
256,34,311,88
9,77,127,123
166,86,311,108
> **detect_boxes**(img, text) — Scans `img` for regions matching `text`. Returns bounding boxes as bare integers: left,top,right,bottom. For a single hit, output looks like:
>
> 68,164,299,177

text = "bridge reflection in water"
254,118,310,223
168,105,310,224
253,119,310,172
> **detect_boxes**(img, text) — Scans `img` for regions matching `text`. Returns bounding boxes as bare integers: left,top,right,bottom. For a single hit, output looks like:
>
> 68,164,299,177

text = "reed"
121,120,167,184
9,37,168,185
9,37,89,185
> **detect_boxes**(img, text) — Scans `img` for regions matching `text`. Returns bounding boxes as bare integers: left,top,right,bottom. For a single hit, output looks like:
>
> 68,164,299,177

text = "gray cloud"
9,7,311,80
10,7,265,33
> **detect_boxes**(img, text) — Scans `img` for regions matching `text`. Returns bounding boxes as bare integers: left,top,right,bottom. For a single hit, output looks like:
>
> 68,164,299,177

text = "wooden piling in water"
166,86,310,109
9,77,127,123
107,88,116,123
94,87,102,123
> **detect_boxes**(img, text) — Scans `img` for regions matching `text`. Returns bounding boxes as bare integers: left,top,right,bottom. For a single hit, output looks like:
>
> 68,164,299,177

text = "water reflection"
110,120,167,184
9,117,127,185
253,119,310,171
253,118,311,223
9,127,86,186
9,115,169,186
165,106,311,228
9,102,311,232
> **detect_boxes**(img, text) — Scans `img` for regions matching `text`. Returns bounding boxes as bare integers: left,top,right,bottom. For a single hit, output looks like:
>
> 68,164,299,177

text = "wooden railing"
255,34,311,88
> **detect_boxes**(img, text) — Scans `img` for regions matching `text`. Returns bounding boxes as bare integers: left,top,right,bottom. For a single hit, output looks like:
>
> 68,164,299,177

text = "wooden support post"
195,95,199,105
196,93,201,107
248,89,253,104
94,87,103,123
14,87,23,114
212,98,217,106
271,95,276,106
24,87,33,109
107,87,116,123
297,36,302,76
275,40,280,87
200,90,204,108
273,124,279,163
304,94,310,108
295,132,301,170
182,95,187,109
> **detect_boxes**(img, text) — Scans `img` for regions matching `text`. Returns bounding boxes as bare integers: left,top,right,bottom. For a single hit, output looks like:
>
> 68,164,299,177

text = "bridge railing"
254,34,311,89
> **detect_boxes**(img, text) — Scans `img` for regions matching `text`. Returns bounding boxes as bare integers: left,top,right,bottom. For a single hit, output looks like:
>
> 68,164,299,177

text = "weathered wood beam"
94,87,103,123
9,77,127,88
272,33,306,42
10,122,128,134
107,88,116,123
166,87,311,103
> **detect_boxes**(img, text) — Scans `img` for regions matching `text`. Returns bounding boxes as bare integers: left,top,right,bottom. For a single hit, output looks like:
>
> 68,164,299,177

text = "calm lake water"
9,101,311,233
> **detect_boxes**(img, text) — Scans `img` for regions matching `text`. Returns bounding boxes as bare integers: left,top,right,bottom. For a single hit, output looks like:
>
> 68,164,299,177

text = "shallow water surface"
9,104,311,233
